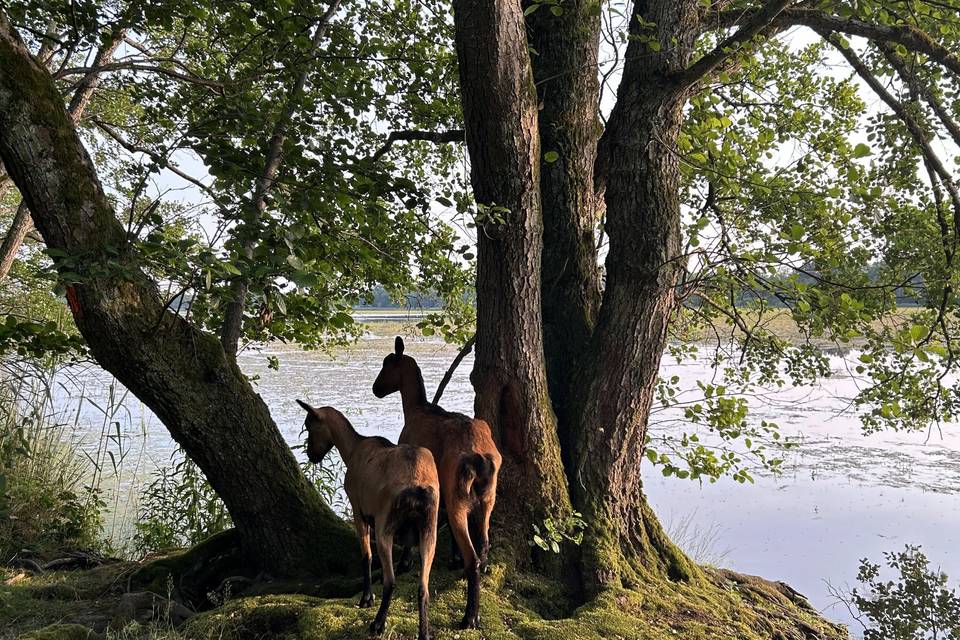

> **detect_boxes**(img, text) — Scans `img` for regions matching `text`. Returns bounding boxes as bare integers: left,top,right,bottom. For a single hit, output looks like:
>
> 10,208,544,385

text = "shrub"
133,442,349,556
841,546,960,640
132,452,232,555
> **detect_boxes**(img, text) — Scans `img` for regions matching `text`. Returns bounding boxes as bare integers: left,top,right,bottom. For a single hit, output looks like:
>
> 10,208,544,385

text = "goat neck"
398,361,429,418
326,410,364,464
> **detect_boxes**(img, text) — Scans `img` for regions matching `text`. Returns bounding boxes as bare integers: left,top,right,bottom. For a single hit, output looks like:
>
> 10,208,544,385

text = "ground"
1,550,846,640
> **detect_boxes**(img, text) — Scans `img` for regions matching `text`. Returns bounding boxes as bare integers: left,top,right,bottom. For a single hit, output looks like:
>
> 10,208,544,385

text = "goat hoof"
358,593,375,608
368,618,386,635
459,614,480,629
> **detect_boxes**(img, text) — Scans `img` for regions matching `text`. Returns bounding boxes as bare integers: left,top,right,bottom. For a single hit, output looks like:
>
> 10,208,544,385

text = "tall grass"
0,362,153,559
0,373,102,559
665,509,733,567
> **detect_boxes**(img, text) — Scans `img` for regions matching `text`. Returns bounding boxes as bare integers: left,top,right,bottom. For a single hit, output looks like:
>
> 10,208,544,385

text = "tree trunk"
0,200,31,280
0,10,354,578
453,0,572,563
527,1,603,477
0,23,125,282
569,1,701,593
454,0,703,594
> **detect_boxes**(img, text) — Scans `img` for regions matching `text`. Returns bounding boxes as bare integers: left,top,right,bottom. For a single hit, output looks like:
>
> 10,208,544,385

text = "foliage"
531,512,586,554
843,546,960,640
3,0,472,354
674,7,960,441
0,316,86,361
132,451,231,555
133,444,348,555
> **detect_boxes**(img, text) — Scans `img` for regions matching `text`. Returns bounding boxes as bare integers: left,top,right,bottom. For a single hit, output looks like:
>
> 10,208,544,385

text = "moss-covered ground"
2,553,846,640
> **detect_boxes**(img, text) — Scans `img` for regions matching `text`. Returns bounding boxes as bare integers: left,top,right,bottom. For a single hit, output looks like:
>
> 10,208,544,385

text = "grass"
0,378,103,561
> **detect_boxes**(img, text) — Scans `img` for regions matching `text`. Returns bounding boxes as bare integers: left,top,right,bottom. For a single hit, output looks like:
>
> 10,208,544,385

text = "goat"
371,337,501,629
297,400,439,640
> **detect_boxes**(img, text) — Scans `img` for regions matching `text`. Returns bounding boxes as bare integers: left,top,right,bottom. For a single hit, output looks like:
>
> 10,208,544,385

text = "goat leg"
370,531,395,635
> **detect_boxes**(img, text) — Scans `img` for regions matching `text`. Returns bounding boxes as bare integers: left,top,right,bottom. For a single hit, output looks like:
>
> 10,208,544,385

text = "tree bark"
0,23,125,282
453,0,572,563
454,0,704,593
526,1,603,478
0,201,31,280
0,11,354,578
570,0,701,593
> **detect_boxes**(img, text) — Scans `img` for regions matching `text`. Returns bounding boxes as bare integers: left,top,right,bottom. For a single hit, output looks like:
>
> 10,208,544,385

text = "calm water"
47,326,960,632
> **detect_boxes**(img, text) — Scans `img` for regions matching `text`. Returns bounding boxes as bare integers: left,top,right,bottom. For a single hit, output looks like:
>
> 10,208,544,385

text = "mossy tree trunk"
526,0,604,479
455,0,757,595
0,11,354,579
454,0,573,558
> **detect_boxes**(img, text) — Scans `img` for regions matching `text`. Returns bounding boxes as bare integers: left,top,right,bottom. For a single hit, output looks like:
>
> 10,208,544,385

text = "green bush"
133,441,348,556
844,546,960,640
132,452,232,556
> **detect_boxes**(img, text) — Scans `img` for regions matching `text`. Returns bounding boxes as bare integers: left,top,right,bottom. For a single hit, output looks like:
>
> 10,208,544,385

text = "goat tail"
457,453,496,498
388,485,437,533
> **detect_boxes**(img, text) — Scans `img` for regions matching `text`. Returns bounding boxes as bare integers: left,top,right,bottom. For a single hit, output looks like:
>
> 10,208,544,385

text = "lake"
46,323,960,633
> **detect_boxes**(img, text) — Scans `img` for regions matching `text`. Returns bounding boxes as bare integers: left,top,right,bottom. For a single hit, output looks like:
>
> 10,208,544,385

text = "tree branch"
0,201,32,279
219,0,342,356
672,0,795,91
822,32,960,227
876,41,960,149
54,62,226,92
369,129,464,162
93,119,228,211
432,333,475,405
712,8,960,76
66,25,126,116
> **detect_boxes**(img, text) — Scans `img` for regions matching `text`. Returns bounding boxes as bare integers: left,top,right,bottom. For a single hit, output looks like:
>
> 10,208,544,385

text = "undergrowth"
0,378,103,561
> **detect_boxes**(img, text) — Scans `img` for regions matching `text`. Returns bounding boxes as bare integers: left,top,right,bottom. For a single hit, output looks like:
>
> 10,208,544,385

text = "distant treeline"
354,285,448,309
734,264,923,308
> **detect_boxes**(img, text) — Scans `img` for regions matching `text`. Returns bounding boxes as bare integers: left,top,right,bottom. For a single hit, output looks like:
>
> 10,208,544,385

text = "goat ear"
296,399,315,414
395,336,404,356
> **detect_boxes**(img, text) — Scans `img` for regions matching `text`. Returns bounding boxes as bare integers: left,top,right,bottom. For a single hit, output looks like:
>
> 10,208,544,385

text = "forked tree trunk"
455,0,702,593
0,11,353,578
453,0,572,560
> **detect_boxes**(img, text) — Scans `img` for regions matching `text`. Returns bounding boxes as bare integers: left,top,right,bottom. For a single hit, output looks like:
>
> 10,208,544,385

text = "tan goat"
297,400,439,640
372,337,501,629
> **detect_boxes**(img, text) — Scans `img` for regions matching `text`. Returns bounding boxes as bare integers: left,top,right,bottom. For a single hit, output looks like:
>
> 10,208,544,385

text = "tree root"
128,529,361,611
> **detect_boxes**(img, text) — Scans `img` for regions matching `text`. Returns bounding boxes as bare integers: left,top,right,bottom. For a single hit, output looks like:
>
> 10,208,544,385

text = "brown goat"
297,400,439,640
372,337,501,629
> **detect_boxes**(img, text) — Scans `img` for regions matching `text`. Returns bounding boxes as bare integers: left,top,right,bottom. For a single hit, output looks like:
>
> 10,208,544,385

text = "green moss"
16,624,102,640
183,560,846,640
2,555,845,640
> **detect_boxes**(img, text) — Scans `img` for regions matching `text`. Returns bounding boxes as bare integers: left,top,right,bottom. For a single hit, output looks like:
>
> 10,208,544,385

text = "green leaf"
543,150,560,163
853,143,872,158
